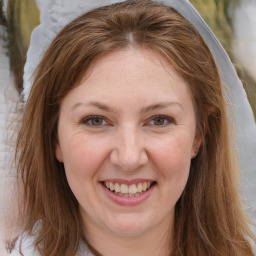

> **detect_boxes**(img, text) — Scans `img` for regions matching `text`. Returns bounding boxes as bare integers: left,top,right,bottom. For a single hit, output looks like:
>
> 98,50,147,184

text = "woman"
11,0,255,255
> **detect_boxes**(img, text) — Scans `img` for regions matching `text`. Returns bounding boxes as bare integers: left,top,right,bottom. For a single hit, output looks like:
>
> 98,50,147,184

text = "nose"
110,126,148,171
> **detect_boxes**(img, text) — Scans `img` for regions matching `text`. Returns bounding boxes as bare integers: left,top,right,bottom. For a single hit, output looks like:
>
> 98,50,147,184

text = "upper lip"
100,179,155,186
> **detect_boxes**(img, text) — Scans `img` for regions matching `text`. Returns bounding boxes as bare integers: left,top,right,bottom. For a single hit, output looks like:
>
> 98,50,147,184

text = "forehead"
61,47,194,111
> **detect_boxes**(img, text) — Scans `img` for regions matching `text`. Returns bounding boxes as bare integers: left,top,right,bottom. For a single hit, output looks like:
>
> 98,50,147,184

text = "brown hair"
16,0,255,255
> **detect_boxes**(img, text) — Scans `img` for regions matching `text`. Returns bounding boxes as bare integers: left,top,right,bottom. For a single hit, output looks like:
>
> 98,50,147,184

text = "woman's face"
56,48,200,239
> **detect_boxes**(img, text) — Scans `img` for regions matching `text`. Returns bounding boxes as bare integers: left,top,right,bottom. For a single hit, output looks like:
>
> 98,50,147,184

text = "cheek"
62,136,108,180
62,136,109,204
152,135,193,171
150,136,193,194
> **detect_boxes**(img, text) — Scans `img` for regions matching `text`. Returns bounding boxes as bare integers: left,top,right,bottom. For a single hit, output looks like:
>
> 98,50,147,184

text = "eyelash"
80,115,175,128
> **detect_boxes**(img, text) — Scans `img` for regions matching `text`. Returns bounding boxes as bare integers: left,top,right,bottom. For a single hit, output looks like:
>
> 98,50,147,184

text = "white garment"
9,235,40,256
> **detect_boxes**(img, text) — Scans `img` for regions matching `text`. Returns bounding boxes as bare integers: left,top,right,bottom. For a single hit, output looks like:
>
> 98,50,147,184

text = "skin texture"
56,48,201,256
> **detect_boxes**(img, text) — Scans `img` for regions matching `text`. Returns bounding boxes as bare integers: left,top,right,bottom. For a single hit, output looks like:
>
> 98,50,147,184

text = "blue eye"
82,116,106,127
149,116,174,126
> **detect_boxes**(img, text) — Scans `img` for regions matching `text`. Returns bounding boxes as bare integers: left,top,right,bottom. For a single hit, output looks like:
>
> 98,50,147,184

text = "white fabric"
9,235,40,256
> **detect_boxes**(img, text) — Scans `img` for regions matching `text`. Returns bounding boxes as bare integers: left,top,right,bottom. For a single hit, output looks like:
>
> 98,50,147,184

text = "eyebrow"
141,102,183,113
72,101,183,113
72,101,115,112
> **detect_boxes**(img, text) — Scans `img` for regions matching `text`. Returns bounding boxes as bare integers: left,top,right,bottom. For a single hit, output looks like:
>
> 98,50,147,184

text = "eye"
148,115,175,127
81,116,107,127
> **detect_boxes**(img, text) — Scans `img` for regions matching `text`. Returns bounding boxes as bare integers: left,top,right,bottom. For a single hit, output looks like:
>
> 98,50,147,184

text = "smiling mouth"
102,181,156,197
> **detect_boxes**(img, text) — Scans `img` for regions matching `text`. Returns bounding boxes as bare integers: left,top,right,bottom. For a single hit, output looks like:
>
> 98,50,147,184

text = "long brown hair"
16,0,255,255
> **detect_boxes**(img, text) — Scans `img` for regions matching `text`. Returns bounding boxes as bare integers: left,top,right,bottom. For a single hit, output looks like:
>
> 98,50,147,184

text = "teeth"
109,182,114,191
137,183,142,193
104,181,153,196
114,183,120,193
128,184,137,194
142,182,148,191
120,184,128,193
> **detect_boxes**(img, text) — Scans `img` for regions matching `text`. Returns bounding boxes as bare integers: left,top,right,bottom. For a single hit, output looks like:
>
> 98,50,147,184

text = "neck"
82,214,173,256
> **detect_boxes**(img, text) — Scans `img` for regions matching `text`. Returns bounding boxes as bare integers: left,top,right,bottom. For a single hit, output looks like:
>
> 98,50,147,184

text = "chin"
104,212,155,237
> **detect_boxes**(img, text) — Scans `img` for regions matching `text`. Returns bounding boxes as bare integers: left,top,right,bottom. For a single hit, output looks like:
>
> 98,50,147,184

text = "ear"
191,130,202,159
56,143,63,162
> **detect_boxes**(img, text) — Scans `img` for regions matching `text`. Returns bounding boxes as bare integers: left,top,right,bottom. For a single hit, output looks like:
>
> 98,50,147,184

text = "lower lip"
101,183,156,206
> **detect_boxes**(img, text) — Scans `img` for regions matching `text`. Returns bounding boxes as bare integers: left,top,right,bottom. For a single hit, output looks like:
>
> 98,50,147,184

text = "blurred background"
0,0,255,254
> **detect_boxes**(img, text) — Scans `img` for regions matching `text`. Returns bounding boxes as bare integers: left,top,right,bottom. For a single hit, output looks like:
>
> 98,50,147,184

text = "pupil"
92,118,102,125
154,117,164,125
